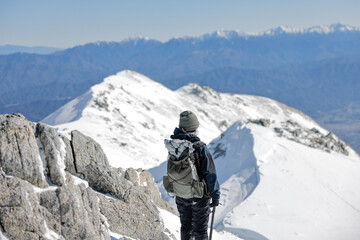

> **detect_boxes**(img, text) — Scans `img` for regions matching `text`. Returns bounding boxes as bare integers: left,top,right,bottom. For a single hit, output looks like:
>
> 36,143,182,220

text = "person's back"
164,111,220,240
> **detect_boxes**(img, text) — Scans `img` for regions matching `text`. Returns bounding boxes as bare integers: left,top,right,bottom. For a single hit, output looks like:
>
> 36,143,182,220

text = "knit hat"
179,111,199,132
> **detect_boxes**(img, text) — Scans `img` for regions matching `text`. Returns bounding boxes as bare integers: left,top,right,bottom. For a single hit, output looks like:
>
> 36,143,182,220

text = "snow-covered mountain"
42,70,360,239
262,23,360,36
42,70,343,169
180,23,360,40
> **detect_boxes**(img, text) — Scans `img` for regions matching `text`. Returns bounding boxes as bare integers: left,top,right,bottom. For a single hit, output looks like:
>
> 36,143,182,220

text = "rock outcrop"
247,118,350,155
0,114,175,240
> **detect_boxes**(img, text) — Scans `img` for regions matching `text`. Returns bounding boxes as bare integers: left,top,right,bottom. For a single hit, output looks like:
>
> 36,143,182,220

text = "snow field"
218,124,360,240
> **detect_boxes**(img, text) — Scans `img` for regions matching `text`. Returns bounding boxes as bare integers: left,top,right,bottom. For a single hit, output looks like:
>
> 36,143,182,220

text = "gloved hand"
209,199,219,207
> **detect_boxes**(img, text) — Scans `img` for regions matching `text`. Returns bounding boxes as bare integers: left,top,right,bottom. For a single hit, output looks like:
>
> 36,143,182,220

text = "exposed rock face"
124,168,176,214
0,174,57,240
275,120,350,155
0,114,175,240
0,114,48,188
37,123,67,186
60,135,76,174
248,118,350,155
71,130,131,201
248,118,271,127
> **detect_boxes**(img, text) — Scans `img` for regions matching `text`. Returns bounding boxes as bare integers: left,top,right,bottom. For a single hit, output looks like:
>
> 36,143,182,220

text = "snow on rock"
70,174,89,188
43,220,61,240
0,231,9,240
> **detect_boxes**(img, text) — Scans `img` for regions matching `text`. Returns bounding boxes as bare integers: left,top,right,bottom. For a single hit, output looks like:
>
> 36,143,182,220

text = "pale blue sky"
0,0,359,48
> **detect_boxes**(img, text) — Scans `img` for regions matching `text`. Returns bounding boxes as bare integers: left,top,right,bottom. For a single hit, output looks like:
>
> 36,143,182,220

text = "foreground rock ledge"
0,113,175,240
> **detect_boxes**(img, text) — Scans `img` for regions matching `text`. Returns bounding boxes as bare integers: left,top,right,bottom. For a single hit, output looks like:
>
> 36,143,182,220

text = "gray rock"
0,172,63,240
1,114,174,239
124,168,139,186
292,129,302,137
138,170,176,214
60,135,76,174
0,171,110,240
71,130,131,201
0,113,48,188
98,191,169,240
57,181,110,240
249,119,271,127
40,190,62,234
274,127,283,135
36,123,66,186
275,120,350,156
124,168,175,214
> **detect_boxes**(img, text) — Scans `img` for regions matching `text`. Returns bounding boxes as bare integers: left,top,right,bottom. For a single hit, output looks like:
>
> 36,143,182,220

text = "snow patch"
0,231,9,240
0,167,13,178
33,185,58,194
36,136,48,183
158,207,180,240
95,190,121,201
109,231,136,240
0,230,9,240
70,174,89,187
97,196,111,240
57,138,67,183
43,221,61,240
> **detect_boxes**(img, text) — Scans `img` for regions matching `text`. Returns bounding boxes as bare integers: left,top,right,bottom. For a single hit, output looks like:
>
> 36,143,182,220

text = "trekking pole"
209,206,216,240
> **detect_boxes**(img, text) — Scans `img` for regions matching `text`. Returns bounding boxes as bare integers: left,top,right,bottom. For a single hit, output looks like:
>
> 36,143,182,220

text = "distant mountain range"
0,44,63,55
172,54,360,114
0,23,359,152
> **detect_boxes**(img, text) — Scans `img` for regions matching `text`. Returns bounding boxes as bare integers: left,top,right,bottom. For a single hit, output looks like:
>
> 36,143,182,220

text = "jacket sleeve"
199,145,220,201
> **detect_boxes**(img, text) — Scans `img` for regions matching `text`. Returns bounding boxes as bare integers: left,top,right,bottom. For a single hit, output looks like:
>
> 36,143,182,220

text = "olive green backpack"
163,139,208,199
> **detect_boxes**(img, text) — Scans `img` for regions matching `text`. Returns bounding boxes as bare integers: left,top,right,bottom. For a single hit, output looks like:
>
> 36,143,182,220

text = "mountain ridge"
42,70,356,169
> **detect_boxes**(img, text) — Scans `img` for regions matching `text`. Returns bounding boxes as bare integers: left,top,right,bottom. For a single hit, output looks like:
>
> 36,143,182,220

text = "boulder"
57,177,110,240
98,191,169,240
71,130,132,201
0,114,48,188
0,173,64,239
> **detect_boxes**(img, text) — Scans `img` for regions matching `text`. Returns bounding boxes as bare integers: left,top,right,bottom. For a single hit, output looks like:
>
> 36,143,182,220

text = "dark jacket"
170,128,220,201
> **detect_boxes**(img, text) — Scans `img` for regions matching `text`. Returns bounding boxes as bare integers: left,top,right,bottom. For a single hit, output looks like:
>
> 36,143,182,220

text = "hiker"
163,111,220,240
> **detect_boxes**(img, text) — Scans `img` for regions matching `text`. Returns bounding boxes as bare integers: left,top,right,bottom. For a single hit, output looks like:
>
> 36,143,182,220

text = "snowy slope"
42,70,360,239
210,122,360,240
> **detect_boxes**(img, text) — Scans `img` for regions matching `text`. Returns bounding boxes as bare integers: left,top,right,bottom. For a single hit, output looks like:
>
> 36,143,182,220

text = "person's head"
179,111,199,134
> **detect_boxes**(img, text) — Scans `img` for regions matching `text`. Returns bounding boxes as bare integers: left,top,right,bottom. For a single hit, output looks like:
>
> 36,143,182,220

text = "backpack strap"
192,141,206,180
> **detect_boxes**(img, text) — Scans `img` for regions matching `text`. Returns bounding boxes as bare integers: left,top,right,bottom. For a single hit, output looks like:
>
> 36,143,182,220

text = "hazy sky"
1,0,359,48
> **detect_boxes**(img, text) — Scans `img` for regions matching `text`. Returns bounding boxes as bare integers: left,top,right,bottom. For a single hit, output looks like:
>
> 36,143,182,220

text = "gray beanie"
179,111,199,132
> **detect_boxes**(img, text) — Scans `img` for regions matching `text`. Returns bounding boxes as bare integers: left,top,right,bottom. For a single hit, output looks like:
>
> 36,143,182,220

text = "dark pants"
176,196,210,240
